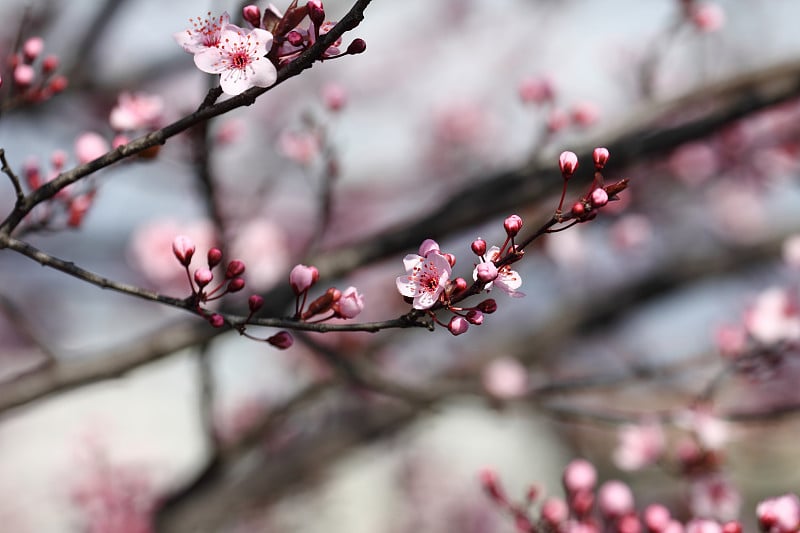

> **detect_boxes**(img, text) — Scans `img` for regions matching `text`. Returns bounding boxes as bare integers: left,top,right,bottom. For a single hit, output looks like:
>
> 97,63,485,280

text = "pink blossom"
689,475,741,522
448,316,469,336
597,480,634,518
334,286,364,319
230,218,290,290
482,356,528,399
782,234,800,269
474,246,524,297
109,92,164,131
559,150,579,176
193,25,276,96
593,147,610,169
75,132,110,164
418,238,440,257
174,11,230,53
172,235,196,266
475,261,498,283
590,187,608,207
744,287,800,345
13,64,34,86
686,519,722,533
396,248,452,310
278,130,321,165
644,504,672,532
518,76,555,104
756,494,800,533
675,407,728,450
541,498,568,527
571,101,600,127
562,458,597,493
322,82,347,112
23,37,44,60
691,3,725,32
612,420,665,471
669,142,718,186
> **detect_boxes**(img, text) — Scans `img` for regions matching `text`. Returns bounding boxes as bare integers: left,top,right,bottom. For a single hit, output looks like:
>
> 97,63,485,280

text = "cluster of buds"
289,264,364,321
557,148,628,222
243,1,366,67
4,36,67,107
517,75,600,132
23,147,98,228
477,459,789,533
172,235,247,327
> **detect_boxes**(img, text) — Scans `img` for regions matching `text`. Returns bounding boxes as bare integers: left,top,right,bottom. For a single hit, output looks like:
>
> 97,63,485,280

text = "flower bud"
504,214,523,236
452,277,468,293
444,253,456,268
13,64,34,87
558,151,578,177
287,30,304,46
721,521,742,533
471,238,486,256
563,458,597,494
267,330,293,349
302,287,340,319
225,260,246,278
23,37,44,62
591,187,609,208
477,299,497,314
172,235,195,266
593,147,610,169
333,286,364,319
307,0,325,26
42,55,59,74
206,248,222,268
289,264,319,295
194,268,213,288
466,309,484,325
322,82,347,112
418,238,440,257
248,295,264,312
242,5,261,27
448,316,469,336
48,75,68,93
571,202,586,217
479,468,505,503
208,313,225,328
541,498,568,527
346,38,367,55
597,480,634,518
227,278,245,293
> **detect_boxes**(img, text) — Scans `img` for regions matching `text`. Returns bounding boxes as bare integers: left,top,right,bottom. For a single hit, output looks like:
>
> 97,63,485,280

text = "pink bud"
598,480,634,518
23,37,44,61
471,238,486,256
563,458,597,493
477,299,497,314
248,295,264,312
242,5,261,27
644,504,671,532
444,253,456,267
50,150,67,170
48,75,67,93
333,286,364,319
267,330,293,349
194,268,213,288
559,151,579,177
67,195,92,227
617,514,642,533
287,31,304,46
479,468,505,503
207,248,223,268
14,64,35,87
721,522,742,533
541,498,568,527
518,76,554,105
172,235,196,266
547,108,569,132
208,313,225,328
453,277,468,293
418,238,440,257
476,262,498,283
322,82,347,112
466,309,484,325
227,278,245,293
346,38,367,55
591,187,609,207
756,494,800,533
691,3,725,32
448,316,469,336
75,132,110,164
42,55,59,74
289,264,319,295
504,214,523,236
307,0,325,28
111,134,129,149
593,147,610,169
571,101,600,127
571,202,586,217
225,260,246,278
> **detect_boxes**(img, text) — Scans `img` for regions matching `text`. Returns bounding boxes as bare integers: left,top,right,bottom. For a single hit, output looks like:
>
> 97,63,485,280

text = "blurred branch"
0,148,24,205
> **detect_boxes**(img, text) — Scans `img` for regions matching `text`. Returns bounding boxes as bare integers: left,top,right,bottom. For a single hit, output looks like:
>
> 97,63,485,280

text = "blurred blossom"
432,99,490,149
544,226,586,268
744,287,800,345
689,475,741,522
669,142,719,186
714,324,748,359
691,3,725,32
75,132,110,165
781,234,800,269
570,101,601,127
610,214,653,250
612,420,665,471
674,407,729,450
128,219,216,289
481,356,529,399
230,218,290,291
278,130,321,165
708,184,765,242
109,92,164,132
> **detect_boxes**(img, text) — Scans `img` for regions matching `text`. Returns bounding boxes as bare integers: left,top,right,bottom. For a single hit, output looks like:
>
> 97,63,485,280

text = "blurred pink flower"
675,407,729,450
612,420,665,471
691,3,725,33
75,132,110,164
110,92,164,131
689,475,741,522
610,214,653,250
744,287,800,345
174,11,230,53
481,356,528,399
278,130,321,165
782,234,800,270
230,218,289,291
669,142,719,186
128,219,216,290
518,75,555,104
756,494,800,533
193,25,276,95
571,101,601,127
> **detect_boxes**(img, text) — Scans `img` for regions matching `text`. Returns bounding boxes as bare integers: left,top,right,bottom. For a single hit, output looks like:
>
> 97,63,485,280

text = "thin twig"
0,149,24,205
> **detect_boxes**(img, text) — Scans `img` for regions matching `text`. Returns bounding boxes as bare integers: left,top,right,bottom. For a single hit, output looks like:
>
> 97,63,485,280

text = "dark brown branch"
0,149,24,205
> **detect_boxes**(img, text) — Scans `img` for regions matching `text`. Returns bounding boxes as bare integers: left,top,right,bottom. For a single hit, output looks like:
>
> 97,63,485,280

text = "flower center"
231,51,249,70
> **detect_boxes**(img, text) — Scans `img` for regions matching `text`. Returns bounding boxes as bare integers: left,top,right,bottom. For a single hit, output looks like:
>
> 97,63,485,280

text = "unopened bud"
287,30,304,46
172,235,195,267
23,37,44,62
208,313,225,328
476,262,498,283
466,309,484,325
453,277,468,293
267,330,294,349
558,151,578,177
503,214,523,236
444,253,456,268
194,268,213,288
302,287,341,319
290,264,319,295
42,55,59,74
471,238,487,256
477,299,497,314
248,294,264,312
242,5,261,27
448,316,469,336
307,0,325,27
227,278,245,293
14,64,35,87
593,147,610,169
479,468,505,503
591,187,609,208
225,260,246,278
571,202,586,217
207,248,223,268
346,38,367,55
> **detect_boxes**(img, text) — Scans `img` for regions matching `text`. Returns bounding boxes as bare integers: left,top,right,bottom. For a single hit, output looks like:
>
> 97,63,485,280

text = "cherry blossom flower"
334,286,364,319
744,287,800,345
612,420,666,471
482,356,529,399
396,245,452,310
193,25,277,96
174,11,230,54
689,475,741,522
756,494,800,533
75,132,110,164
278,130,321,165
473,246,524,297
109,92,164,132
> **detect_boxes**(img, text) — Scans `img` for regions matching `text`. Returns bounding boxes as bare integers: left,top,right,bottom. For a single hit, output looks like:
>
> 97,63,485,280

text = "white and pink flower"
174,11,230,54
396,242,452,310
473,246,524,298
193,25,276,95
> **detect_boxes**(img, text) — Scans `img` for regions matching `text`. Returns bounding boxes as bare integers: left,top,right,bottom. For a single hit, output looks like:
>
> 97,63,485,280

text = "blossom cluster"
480,459,799,533
175,2,366,96
2,35,67,107
289,263,364,321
